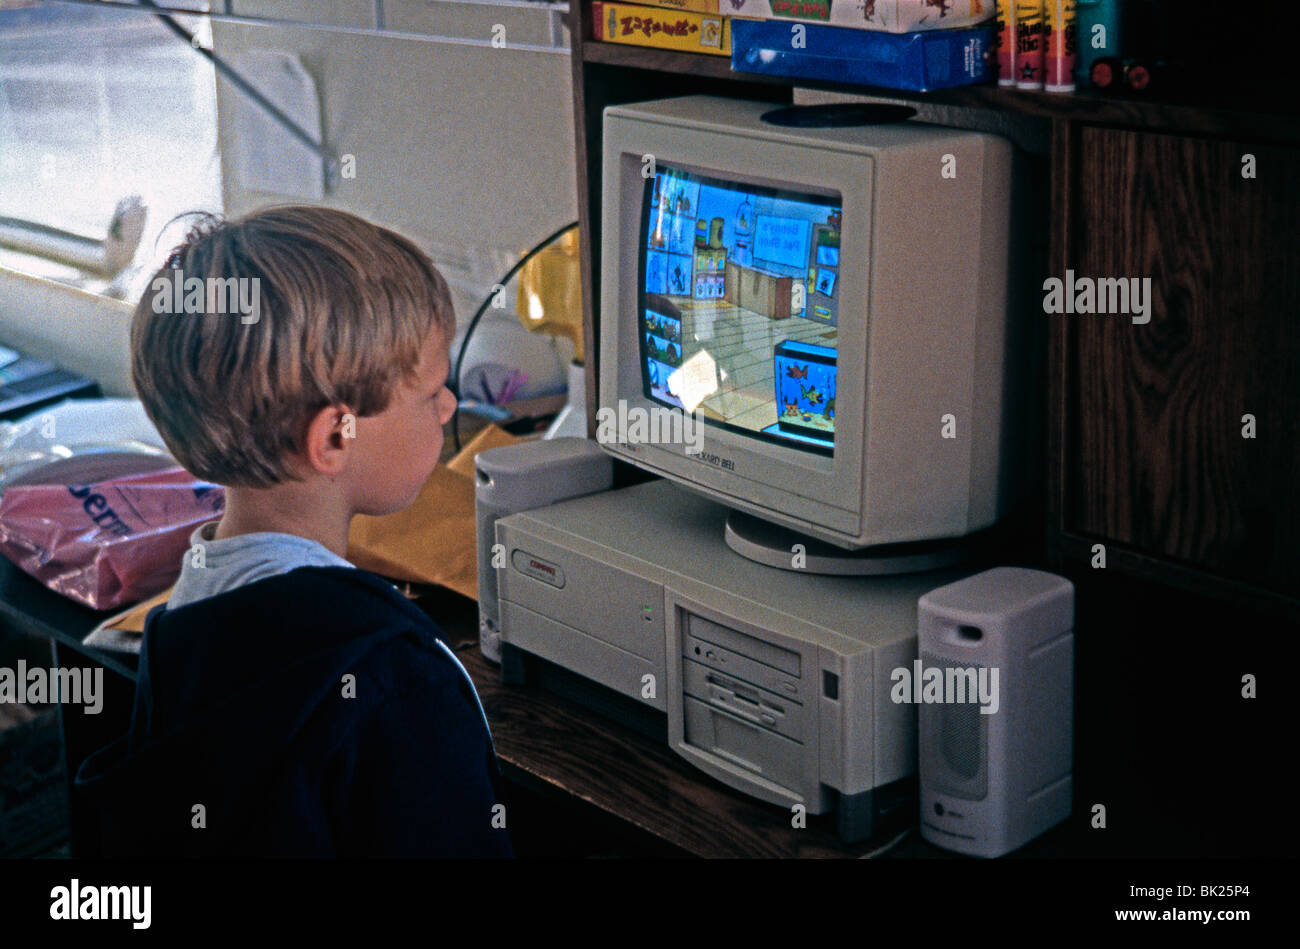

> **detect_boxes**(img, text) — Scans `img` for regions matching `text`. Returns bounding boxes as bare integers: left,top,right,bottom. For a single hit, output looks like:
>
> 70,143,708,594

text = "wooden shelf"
579,38,1300,143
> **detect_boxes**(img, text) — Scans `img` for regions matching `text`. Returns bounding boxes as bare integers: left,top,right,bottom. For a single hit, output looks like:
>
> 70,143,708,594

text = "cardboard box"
612,0,724,13
728,0,996,33
593,1,733,55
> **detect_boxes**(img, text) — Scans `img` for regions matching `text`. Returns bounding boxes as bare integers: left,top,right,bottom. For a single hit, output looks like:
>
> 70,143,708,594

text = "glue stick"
1015,0,1045,89
1044,0,1078,92
997,0,1016,87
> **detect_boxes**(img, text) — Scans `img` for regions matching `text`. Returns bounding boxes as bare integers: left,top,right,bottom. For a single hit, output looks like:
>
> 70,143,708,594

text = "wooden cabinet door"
1060,128,1300,606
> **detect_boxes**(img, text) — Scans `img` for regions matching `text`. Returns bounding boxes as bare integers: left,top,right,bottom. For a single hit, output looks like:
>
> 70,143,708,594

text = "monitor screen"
639,164,841,456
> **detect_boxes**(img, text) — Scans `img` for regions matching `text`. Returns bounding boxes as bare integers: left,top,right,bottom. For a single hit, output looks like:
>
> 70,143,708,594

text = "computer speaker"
916,567,1074,857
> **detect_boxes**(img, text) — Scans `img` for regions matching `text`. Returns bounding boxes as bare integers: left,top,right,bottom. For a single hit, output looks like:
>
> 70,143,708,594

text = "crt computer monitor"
599,96,1020,569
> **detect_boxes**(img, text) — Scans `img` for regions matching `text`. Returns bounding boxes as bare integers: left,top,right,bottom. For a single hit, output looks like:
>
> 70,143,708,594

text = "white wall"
212,0,579,327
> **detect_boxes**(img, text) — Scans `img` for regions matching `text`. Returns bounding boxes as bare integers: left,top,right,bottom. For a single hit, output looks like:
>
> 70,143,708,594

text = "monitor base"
724,511,971,576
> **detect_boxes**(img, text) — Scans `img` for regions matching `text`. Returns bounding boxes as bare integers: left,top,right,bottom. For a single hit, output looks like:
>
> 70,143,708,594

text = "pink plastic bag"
0,453,224,610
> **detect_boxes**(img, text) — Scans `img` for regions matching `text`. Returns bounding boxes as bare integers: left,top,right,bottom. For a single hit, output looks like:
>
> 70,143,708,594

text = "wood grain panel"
1069,129,1300,596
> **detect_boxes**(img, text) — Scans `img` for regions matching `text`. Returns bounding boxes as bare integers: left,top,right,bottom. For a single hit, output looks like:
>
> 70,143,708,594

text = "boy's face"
349,327,457,516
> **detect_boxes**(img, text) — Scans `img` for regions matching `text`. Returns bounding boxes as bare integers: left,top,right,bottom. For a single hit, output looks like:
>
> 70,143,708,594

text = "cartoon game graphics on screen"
641,165,841,452
644,296,683,398
774,341,836,443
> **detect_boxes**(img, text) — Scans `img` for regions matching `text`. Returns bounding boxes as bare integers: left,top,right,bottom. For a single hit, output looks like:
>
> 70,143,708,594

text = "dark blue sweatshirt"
74,565,513,858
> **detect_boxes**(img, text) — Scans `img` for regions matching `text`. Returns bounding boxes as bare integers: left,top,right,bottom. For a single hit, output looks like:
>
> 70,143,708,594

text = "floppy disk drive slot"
682,659,806,744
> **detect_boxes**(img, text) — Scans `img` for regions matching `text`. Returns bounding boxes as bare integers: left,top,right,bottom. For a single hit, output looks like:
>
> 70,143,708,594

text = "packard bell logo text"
595,399,704,455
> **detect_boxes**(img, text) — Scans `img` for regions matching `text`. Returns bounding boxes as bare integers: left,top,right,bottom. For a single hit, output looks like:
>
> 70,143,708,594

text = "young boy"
75,206,512,858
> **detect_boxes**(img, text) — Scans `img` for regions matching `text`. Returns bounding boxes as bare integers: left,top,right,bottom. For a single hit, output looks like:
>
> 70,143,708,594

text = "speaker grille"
940,701,983,780
919,652,989,801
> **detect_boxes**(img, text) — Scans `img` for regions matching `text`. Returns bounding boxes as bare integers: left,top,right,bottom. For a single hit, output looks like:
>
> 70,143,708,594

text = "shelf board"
579,39,1300,142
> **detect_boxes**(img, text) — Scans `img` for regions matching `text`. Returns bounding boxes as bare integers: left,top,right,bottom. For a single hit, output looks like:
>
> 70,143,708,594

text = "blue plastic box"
732,20,996,92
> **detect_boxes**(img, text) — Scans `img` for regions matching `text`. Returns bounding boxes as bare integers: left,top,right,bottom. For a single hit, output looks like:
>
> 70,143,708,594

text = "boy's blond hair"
131,206,455,487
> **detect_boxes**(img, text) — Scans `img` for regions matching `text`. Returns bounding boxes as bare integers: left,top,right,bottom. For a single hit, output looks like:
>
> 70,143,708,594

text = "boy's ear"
301,404,354,476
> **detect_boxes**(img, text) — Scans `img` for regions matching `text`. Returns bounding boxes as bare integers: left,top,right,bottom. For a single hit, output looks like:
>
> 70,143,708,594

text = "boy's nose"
438,389,457,424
